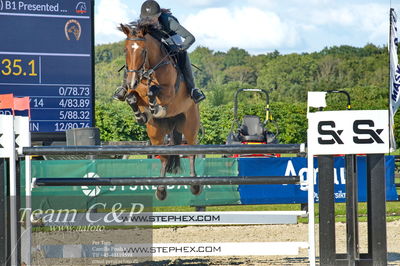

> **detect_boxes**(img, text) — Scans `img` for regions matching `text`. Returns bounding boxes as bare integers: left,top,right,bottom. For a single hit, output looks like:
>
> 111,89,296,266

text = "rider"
113,0,206,104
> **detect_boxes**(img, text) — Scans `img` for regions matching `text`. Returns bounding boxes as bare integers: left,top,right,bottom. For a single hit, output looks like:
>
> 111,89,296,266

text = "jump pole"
23,143,304,156
34,176,300,187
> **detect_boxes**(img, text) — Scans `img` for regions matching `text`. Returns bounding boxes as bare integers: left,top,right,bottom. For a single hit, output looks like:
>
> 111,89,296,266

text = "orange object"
14,96,31,117
0,93,14,110
13,97,30,111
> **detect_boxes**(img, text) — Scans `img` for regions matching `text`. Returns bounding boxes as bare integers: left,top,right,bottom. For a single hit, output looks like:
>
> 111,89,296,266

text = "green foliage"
95,101,147,141
95,41,125,63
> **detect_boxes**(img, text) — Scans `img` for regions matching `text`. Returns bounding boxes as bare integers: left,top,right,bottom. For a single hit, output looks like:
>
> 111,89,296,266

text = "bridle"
125,36,172,89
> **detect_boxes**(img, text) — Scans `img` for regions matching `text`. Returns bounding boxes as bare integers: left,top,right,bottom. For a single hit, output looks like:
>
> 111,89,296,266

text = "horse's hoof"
137,113,148,125
190,185,202,196
156,186,167,201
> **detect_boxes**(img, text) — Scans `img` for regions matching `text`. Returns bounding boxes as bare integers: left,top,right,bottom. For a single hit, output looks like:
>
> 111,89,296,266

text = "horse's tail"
165,128,182,174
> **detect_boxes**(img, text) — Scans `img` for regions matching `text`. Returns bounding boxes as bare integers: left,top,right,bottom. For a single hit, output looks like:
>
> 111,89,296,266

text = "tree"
224,47,250,67
224,65,257,85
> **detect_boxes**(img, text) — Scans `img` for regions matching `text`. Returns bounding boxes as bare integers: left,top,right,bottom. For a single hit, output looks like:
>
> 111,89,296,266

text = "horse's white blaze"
132,43,139,51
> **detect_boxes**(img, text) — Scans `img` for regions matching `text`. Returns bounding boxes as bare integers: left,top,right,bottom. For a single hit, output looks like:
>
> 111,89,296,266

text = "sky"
95,0,400,55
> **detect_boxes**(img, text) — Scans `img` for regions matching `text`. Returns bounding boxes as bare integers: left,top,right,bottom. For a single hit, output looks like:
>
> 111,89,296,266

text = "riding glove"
169,44,183,54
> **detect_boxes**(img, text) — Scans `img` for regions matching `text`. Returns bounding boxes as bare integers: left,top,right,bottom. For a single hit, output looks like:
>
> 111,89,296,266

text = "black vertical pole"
15,160,21,265
345,154,359,265
366,154,387,265
0,158,7,265
318,155,336,265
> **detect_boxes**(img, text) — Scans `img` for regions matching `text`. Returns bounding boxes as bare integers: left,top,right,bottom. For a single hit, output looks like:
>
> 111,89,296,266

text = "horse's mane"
119,19,161,36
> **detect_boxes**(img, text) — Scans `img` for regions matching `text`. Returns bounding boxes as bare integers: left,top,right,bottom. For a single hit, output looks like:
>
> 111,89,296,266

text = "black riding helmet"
140,0,161,19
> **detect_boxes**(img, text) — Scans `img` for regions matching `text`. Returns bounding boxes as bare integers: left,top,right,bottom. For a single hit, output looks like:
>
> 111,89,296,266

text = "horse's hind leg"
156,156,168,201
146,121,170,201
181,106,202,196
189,155,202,195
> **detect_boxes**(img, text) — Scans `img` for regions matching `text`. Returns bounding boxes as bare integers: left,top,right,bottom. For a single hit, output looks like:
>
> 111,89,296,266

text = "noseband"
125,36,172,88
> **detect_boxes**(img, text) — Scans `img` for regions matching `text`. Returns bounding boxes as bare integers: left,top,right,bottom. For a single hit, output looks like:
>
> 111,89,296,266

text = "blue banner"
238,156,398,204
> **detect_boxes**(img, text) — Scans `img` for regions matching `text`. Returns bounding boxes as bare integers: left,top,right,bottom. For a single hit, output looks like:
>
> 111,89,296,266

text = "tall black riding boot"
179,52,206,104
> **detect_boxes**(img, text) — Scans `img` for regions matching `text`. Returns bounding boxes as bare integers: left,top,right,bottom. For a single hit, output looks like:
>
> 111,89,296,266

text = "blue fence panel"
238,156,398,204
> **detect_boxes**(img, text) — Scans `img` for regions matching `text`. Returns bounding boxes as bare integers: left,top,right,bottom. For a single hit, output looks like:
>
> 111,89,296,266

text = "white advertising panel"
308,110,389,155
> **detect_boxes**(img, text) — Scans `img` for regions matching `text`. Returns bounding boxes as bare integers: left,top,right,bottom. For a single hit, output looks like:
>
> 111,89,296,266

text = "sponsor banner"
24,158,241,207
390,8,399,150
36,242,308,258
238,156,398,204
308,110,389,155
390,9,400,115
42,211,305,227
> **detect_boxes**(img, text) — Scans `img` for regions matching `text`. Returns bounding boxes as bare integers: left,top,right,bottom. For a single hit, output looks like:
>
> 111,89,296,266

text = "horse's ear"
119,23,131,36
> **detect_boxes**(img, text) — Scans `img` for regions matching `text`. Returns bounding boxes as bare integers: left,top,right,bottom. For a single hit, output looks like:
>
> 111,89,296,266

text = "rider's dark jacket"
157,12,195,51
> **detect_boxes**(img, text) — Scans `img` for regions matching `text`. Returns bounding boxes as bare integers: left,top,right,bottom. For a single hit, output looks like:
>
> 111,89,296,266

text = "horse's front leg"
148,85,167,118
126,93,148,125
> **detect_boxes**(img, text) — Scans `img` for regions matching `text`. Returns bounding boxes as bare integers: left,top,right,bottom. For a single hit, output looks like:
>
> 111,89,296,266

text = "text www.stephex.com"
123,215,221,223
121,245,222,255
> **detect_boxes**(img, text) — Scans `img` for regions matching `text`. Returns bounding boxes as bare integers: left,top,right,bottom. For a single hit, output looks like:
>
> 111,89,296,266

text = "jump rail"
23,143,305,156
35,176,300,186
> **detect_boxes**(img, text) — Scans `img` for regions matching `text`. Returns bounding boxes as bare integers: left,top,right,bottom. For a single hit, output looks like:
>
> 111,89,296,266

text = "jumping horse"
119,23,201,200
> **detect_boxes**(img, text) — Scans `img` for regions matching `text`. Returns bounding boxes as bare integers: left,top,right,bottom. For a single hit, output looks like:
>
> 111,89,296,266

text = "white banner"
390,8,399,150
308,110,389,155
14,116,31,155
390,9,400,114
37,242,309,258
42,211,306,226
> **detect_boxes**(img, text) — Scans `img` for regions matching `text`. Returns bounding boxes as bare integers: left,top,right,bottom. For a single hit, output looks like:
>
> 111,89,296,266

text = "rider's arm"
168,17,195,51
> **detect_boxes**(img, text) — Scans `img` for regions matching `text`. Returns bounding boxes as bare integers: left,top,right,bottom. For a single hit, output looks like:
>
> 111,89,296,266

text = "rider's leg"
113,69,128,101
178,52,206,104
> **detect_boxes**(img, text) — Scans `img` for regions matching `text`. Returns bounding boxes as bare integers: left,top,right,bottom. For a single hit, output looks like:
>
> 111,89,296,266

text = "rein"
125,36,173,87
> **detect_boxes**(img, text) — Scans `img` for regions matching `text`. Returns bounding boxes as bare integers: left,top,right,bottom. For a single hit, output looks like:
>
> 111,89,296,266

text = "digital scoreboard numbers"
0,0,94,135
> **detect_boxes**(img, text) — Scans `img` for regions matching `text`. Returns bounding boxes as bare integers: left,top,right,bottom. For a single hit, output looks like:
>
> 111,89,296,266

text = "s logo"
318,121,344,145
353,120,384,144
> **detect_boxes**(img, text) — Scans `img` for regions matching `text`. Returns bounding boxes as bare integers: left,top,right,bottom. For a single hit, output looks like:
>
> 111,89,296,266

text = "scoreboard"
0,0,94,137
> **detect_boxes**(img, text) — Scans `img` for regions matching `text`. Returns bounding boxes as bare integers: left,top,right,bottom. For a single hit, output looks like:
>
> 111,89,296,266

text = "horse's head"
119,24,149,91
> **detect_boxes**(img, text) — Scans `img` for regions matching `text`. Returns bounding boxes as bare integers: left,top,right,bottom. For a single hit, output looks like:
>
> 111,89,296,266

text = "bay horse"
119,23,201,200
